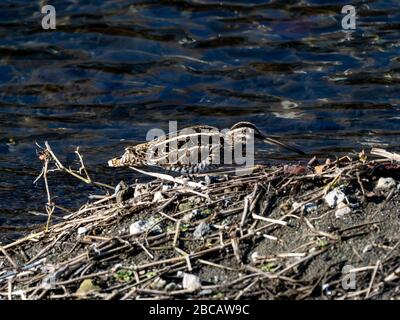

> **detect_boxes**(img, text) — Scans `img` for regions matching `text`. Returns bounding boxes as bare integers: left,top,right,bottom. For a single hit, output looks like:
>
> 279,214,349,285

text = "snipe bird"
108,122,304,174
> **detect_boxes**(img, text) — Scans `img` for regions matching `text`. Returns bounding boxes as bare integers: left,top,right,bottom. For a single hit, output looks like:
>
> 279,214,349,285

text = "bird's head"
229,121,265,139
229,121,305,155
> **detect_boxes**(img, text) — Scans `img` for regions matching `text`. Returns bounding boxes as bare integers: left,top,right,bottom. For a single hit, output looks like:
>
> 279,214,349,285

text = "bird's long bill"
108,157,124,167
263,137,305,155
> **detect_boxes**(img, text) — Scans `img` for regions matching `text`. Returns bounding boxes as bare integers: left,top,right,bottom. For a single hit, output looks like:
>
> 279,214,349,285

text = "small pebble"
76,279,100,295
165,282,177,292
182,273,201,291
376,177,396,191
153,191,164,202
77,227,88,236
129,218,162,236
251,252,260,264
193,222,210,239
335,203,352,218
325,187,347,208
199,289,213,295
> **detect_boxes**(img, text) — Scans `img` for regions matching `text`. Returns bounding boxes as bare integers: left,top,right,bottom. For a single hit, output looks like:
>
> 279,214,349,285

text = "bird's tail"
108,156,124,167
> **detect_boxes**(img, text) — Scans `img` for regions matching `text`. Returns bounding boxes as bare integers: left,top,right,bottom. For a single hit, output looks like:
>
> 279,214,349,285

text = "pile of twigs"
0,144,399,300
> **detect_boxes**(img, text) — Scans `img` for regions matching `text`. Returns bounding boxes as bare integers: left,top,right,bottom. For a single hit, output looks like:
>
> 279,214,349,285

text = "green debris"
200,208,212,216
114,269,134,282
317,238,329,248
261,262,279,273
180,223,190,232
146,271,157,278
212,292,224,299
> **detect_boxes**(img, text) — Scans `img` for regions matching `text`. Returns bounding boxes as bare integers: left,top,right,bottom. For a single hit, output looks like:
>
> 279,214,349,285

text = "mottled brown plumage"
108,122,304,174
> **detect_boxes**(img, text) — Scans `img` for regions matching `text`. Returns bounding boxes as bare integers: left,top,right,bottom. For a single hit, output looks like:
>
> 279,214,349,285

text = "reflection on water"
1,0,400,241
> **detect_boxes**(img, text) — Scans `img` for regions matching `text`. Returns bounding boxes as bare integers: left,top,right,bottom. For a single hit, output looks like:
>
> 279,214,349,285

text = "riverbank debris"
0,145,399,300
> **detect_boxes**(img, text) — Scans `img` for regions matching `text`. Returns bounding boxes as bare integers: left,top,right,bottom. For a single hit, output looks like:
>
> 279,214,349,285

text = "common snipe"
108,122,304,174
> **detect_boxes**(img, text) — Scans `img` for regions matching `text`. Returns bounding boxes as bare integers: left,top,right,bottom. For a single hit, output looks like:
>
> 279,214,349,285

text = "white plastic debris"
130,221,147,236
335,203,352,218
376,177,396,191
305,202,318,213
193,222,210,239
182,273,201,291
129,218,162,236
152,191,164,203
325,187,347,208
77,227,88,236
251,252,260,264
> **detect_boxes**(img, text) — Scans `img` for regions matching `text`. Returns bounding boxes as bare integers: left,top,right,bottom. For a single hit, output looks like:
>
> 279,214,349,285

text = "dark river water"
0,0,399,242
